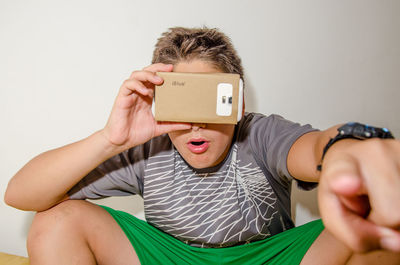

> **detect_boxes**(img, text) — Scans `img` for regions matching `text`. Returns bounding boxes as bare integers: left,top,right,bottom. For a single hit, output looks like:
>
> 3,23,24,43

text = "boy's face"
168,60,236,169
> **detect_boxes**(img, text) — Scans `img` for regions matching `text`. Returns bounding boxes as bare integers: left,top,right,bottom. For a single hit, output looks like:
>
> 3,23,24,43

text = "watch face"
340,122,394,140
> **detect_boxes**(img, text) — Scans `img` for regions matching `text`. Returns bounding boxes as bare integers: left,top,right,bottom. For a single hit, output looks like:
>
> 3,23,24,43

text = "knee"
27,200,91,252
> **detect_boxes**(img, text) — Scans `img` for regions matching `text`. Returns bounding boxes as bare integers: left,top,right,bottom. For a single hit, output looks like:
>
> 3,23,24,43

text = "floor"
0,252,29,265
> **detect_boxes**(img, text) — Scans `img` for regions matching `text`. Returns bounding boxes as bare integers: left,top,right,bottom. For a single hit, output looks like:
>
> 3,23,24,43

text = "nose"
191,123,206,131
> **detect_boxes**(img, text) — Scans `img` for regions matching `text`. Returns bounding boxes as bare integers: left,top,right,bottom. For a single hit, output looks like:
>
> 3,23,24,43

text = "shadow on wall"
88,195,145,216
22,212,35,239
243,76,258,113
291,182,320,226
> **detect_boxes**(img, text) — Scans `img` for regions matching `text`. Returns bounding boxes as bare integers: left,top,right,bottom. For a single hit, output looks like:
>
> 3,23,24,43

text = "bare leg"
27,200,140,265
300,228,400,265
300,229,352,265
347,250,400,265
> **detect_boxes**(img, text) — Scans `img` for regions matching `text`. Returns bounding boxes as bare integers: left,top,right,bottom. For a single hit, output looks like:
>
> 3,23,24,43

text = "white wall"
1,0,399,257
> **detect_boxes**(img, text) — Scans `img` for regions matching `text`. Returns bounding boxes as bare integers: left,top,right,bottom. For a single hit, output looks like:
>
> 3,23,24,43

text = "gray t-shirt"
69,113,316,248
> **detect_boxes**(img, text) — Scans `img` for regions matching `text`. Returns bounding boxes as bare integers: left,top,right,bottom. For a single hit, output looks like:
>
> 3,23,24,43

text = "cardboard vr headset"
152,72,243,124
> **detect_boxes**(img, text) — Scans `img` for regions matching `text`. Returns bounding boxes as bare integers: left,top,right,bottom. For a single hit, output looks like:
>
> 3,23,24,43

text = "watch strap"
317,122,394,171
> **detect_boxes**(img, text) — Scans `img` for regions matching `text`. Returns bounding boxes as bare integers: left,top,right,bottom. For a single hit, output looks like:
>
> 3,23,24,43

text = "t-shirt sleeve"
68,147,145,200
249,114,318,189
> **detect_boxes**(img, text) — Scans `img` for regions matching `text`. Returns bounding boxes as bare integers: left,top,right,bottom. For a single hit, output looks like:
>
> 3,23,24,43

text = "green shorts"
101,205,324,265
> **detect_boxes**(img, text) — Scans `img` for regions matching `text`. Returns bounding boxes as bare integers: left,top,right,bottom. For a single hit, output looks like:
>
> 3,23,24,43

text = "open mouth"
190,141,206,146
187,139,209,154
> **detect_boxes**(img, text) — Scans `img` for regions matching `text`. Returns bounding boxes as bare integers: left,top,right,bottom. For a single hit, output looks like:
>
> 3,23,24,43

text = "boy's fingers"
339,195,371,217
328,169,371,216
120,79,151,97
323,153,365,196
122,64,174,99
360,141,400,228
319,182,382,252
142,63,173,73
320,155,400,252
155,122,191,136
128,63,173,80
319,157,381,252
322,187,400,252
130,70,164,86
379,227,400,252
324,140,400,229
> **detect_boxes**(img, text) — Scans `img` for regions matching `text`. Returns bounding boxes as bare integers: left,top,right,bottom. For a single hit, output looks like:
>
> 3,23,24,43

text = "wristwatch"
317,122,394,171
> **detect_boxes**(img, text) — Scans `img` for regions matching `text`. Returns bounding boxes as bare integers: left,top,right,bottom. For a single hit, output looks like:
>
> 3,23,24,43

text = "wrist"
92,130,128,159
317,122,394,171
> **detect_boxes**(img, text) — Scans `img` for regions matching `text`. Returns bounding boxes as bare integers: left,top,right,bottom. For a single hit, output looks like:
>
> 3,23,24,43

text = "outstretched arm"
287,126,400,253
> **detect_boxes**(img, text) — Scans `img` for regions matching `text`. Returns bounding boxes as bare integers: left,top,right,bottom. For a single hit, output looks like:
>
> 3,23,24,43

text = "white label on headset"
216,83,232,116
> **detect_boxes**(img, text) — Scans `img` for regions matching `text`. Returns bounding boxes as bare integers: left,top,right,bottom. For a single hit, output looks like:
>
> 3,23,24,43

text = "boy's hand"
318,138,400,253
101,63,191,151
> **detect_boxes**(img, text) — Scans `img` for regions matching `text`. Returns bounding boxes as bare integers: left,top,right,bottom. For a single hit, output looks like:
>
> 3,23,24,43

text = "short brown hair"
152,27,244,79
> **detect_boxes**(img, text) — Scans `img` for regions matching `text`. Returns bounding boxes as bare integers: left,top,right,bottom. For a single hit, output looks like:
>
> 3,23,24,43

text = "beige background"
1,0,399,257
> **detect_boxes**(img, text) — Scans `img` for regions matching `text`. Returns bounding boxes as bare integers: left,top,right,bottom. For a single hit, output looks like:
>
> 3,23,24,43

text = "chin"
185,155,217,169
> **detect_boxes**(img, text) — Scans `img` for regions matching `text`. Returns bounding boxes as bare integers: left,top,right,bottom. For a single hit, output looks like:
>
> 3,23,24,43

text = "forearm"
5,63,190,211
5,130,124,211
288,125,342,182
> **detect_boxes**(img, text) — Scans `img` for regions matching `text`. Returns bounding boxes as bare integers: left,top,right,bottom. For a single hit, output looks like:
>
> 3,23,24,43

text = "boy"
5,27,400,264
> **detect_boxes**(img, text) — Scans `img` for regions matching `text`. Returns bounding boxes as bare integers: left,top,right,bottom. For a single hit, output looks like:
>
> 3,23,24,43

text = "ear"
239,78,245,118
241,90,245,116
